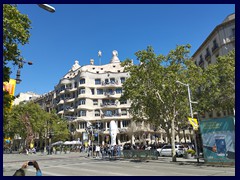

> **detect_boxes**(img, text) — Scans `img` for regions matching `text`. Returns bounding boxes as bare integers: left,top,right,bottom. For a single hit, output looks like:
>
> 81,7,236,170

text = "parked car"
157,144,185,157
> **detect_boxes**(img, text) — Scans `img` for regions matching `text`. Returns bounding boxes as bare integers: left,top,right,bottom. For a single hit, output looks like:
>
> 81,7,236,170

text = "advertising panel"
199,116,235,164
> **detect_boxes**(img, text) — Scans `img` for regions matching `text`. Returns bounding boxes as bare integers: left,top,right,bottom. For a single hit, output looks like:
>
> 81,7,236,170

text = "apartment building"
192,13,235,68
13,91,40,105
52,50,133,144
192,13,235,119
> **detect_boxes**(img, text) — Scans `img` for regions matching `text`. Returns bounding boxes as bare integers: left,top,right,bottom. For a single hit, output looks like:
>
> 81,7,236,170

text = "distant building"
13,91,40,105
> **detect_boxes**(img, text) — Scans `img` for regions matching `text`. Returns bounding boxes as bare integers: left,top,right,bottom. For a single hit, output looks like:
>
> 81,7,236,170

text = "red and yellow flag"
3,79,16,109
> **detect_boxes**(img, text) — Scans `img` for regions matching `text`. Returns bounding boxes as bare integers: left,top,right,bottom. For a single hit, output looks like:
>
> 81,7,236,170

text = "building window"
116,88,122,94
105,79,109,85
212,39,219,53
79,110,86,117
80,122,87,129
95,110,100,116
199,55,204,67
120,100,127,104
122,120,130,127
93,99,98,105
110,78,115,84
121,109,127,116
79,99,86,105
205,47,211,61
61,85,65,91
95,79,101,85
120,77,125,83
231,28,235,40
79,88,85,94
74,82,78,88
91,88,95,95
80,78,85,84
97,89,103,95
104,110,113,117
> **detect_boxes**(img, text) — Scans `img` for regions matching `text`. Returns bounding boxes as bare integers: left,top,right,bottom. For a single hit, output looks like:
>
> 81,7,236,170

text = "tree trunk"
171,117,176,162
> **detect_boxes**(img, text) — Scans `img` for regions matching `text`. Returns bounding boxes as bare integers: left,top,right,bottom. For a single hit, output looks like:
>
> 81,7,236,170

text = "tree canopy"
121,45,235,161
4,102,69,148
3,4,32,122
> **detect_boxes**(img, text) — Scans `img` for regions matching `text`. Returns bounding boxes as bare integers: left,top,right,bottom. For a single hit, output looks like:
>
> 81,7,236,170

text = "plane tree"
195,50,235,116
3,4,31,125
121,45,203,162
5,102,69,150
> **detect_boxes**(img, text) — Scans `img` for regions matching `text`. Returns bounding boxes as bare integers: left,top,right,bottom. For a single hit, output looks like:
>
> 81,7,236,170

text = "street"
3,152,235,176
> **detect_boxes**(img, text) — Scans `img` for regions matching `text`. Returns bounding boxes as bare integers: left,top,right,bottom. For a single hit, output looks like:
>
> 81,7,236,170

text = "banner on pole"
3,79,16,109
188,117,199,130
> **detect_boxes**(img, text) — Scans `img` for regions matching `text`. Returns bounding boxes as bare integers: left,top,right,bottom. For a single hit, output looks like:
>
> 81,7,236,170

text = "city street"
3,152,235,176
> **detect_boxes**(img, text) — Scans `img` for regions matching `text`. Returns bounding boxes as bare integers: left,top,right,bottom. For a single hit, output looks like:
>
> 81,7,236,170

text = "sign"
188,117,199,130
82,132,88,141
200,116,235,164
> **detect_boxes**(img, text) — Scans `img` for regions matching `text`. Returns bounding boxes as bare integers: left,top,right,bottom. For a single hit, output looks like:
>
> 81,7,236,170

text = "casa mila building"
34,50,192,145
54,50,133,145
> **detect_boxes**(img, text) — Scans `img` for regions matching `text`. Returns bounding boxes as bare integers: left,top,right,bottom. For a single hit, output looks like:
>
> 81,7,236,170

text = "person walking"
96,144,100,158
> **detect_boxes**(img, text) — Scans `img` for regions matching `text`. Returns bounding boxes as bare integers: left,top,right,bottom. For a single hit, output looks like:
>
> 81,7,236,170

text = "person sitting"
13,160,42,176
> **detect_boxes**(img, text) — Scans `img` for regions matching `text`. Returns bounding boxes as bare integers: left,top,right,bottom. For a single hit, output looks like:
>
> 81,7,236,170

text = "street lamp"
176,80,199,163
96,121,101,145
15,60,33,84
48,130,54,155
38,4,55,13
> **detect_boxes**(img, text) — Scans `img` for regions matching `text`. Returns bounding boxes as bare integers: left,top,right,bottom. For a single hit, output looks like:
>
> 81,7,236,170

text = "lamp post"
48,130,54,155
176,80,199,163
96,121,101,145
15,4,54,84
38,4,55,13
15,60,33,84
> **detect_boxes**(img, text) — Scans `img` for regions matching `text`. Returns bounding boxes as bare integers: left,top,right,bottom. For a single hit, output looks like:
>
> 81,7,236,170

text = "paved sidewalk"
4,152,235,167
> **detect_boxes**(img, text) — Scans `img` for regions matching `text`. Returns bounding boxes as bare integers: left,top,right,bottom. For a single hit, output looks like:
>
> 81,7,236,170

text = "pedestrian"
117,145,121,158
96,144,100,158
13,160,42,176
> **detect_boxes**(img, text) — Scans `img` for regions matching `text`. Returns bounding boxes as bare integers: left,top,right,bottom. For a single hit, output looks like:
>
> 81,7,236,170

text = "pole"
91,126,93,157
97,121,100,145
187,84,199,163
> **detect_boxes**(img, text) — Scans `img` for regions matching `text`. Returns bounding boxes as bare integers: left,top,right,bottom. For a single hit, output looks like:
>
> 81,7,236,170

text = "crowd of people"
83,144,123,159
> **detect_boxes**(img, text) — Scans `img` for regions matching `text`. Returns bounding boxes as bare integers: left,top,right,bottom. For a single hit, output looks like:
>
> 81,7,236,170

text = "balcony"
100,102,117,108
102,80,119,86
104,92,115,97
65,106,74,112
101,113,121,118
65,97,74,102
57,99,64,105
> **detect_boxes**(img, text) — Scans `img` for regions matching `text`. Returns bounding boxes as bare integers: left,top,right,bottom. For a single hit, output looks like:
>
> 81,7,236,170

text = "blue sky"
10,4,235,95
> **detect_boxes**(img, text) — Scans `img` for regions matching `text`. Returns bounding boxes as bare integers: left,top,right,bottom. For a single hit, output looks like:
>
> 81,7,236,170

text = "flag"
188,117,199,130
3,79,16,109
